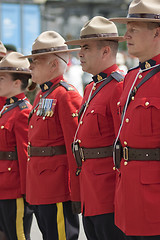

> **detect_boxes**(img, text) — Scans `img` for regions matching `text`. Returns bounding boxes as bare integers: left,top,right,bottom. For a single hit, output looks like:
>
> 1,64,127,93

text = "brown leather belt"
123,147,160,161
79,146,113,160
0,151,17,160
28,145,66,157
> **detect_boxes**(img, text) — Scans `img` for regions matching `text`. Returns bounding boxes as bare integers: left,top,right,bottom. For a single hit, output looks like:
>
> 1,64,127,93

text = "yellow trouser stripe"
16,198,26,240
56,202,66,240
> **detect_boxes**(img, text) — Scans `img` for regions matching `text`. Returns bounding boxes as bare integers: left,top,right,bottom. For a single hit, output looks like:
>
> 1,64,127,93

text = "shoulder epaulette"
59,81,75,91
18,100,28,110
111,71,124,82
127,65,139,73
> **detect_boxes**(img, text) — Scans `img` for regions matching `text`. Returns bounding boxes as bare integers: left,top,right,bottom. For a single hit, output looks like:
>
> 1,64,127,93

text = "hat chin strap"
54,53,67,64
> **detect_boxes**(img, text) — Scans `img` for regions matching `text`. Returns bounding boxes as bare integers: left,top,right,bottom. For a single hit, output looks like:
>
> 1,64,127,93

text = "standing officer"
66,16,125,240
110,0,160,239
0,52,33,240
23,31,82,240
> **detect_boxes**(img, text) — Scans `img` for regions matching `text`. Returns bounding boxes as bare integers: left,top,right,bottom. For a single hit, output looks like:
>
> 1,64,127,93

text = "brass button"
132,96,135,101
82,159,85,162
43,117,45,120
124,141,127,146
30,125,33,129
39,95,42,98
117,101,120,106
113,167,116,171
125,118,129,123
27,158,30,162
91,110,94,113
93,87,96,90
1,126,4,129
145,101,149,106
8,167,11,171
5,107,8,111
28,141,31,145
124,161,128,166
139,74,142,79
80,121,83,125
78,139,81,143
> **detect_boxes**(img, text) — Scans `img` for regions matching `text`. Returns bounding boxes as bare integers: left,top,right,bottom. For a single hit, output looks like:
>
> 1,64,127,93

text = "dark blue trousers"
0,198,33,240
30,201,79,240
82,212,125,240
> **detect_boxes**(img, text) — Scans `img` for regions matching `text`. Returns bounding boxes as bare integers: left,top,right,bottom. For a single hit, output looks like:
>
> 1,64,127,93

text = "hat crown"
80,16,118,37
0,41,6,56
129,0,160,15
0,52,30,71
32,31,68,51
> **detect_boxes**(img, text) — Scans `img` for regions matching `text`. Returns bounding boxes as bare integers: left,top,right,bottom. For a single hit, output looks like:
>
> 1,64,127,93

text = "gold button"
132,96,135,101
91,110,94,113
28,142,31,145
5,107,8,111
1,126,4,129
43,117,45,120
145,101,149,106
82,159,85,162
124,141,127,145
39,95,42,98
125,118,129,123
30,125,33,129
117,101,120,106
27,158,30,162
8,167,11,171
93,87,96,90
78,139,81,143
124,161,128,166
139,74,142,79
34,109,36,113
113,167,116,171
80,121,83,124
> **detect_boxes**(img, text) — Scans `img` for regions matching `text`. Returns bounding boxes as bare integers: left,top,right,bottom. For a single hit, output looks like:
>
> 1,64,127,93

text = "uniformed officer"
66,16,125,240
0,52,33,240
22,31,82,240
110,0,160,239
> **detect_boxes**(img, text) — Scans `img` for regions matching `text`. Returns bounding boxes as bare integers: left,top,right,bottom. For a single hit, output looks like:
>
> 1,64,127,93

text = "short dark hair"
11,73,31,90
147,22,160,30
96,40,118,56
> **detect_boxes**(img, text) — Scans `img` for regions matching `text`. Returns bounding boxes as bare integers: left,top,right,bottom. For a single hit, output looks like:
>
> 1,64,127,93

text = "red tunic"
75,64,123,216
0,93,32,199
115,54,160,236
26,76,82,205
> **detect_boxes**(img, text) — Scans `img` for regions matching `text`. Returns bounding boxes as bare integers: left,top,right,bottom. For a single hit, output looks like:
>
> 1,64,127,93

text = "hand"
72,201,81,214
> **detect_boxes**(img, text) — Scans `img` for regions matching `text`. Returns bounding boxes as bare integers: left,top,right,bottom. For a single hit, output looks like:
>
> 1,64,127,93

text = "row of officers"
0,0,160,239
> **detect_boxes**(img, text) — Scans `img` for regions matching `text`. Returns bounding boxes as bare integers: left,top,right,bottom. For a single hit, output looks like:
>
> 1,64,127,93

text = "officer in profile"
0,41,7,111
0,52,33,240
66,16,125,240
110,0,160,239
23,31,82,240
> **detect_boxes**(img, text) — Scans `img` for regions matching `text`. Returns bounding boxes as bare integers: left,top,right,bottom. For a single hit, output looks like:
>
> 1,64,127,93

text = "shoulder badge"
60,81,75,91
111,72,124,82
18,101,28,110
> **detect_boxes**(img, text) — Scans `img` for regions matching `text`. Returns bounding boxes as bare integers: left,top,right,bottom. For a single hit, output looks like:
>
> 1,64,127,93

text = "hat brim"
110,17,160,24
65,36,125,45
0,69,31,75
21,48,80,59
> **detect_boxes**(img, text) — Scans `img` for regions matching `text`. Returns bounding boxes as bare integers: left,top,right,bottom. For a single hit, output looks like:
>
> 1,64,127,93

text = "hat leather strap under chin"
127,13,160,19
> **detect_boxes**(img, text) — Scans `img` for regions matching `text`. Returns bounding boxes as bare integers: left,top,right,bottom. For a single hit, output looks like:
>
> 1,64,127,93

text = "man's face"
124,22,157,61
30,55,53,84
78,41,103,75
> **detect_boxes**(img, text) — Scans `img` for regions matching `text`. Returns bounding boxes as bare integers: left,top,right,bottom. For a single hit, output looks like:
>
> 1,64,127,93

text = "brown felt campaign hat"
22,31,80,58
0,52,31,75
65,16,124,45
110,0,160,24
0,41,7,58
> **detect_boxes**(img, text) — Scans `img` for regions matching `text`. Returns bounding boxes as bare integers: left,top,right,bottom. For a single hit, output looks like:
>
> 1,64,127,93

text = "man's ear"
154,27,160,38
103,46,110,57
13,79,21,88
